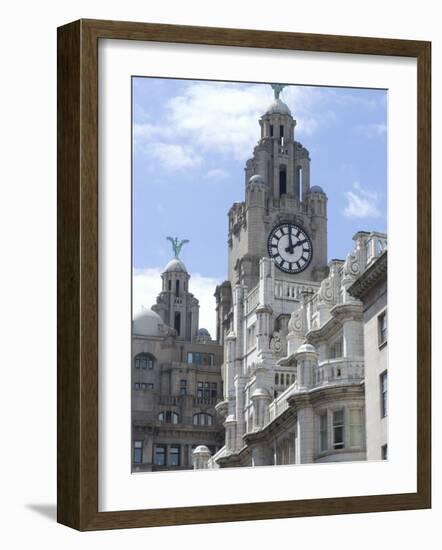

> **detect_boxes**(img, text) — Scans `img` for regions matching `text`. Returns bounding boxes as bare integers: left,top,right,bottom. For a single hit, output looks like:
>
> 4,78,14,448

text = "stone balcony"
315,357,364,386
268,357,364,422
269,383,298,422
274,279,319,302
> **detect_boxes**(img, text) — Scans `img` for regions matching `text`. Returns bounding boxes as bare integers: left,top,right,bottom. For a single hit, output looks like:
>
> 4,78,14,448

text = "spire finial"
166,236,189,259
270,83,288,100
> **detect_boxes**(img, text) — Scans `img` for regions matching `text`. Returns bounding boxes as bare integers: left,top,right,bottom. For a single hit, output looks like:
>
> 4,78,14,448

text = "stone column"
193,445,212,470
296,406,315,463
251,389,271,431
256,305,273,357
251,443,274,467
224,415,237,453
234,375,247,450
224,332,237,400
295,344,319,389
343,317,364,358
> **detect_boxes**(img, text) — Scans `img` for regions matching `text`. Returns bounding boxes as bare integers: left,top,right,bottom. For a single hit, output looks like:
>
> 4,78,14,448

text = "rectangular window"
378,311,388,345
135,356,153,369
380,371,388,417
133,440,143,464
180,379,187,395
349,408,363,447
329,336,343,359
187,352,193,364
199,353,215,366
247,325,256,350
134,383,140,390
197,381,203,399
194,352,201,365
333,409,345,449
319,412,328,452
211,382,217,398
154,445,166,466
381,444,388,460
170,445,181,467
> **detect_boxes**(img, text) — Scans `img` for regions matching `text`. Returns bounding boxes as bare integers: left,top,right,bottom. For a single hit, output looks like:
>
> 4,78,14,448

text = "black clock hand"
285,229,295,253
293,239,308,248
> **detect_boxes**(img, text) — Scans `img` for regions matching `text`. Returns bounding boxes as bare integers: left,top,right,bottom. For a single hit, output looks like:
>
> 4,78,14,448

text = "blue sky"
132,78,387,335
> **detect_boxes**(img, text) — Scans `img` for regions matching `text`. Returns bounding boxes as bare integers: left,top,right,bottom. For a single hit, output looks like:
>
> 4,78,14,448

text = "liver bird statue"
167,236,189,259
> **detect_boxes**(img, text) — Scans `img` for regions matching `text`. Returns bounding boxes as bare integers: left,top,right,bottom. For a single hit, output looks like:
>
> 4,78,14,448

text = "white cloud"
149,142,202,170
343,181,381,219
133,122,160,144
134,82,329,171
205,168,229,181
133,267,221,338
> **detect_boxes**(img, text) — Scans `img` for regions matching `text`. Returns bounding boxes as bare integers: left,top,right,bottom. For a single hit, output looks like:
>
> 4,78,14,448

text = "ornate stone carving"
288,306,304,335
343,250,361,279
269,331,282,356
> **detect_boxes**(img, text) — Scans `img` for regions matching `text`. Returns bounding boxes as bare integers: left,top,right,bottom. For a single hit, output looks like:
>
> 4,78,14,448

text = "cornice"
348,251,387,300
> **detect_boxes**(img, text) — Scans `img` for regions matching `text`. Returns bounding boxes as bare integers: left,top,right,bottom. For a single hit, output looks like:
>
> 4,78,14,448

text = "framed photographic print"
57,19,431,530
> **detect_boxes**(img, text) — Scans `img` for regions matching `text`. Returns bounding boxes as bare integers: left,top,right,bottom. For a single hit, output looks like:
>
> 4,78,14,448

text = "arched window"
279,165,287,196
175,279,180,297
134,353,155,370
193,413,213,426
158,411,179,424
168,279,172,291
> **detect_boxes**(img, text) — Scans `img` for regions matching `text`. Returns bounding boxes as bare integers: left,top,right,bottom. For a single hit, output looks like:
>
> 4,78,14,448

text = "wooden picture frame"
57,18,431,531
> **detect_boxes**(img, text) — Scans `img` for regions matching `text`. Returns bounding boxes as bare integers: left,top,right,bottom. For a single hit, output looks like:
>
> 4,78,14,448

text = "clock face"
267,223,313,274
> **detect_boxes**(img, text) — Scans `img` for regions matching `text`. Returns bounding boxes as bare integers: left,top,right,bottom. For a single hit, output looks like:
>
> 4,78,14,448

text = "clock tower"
227,85,328,290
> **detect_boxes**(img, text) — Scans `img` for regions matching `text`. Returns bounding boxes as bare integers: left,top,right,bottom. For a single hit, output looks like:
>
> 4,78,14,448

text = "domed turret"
133,308,164,337
156,237,199,341
248,174,265,186
195,327,212,343
309,185,325,194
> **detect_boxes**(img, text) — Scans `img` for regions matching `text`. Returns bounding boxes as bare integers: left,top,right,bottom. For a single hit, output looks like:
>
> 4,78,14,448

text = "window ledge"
378,339,388,350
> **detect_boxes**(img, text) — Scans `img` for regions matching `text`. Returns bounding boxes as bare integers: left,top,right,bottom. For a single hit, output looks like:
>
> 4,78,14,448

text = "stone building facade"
131,256,224,472
348,247,388,460
193,88,387,469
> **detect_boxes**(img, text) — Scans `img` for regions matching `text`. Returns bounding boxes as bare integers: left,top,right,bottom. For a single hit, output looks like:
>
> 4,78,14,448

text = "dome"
133,308,163,337
248,174,265,185
309,185,325,194
195,327,212,343
163,258,188,273
265,98,291,116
